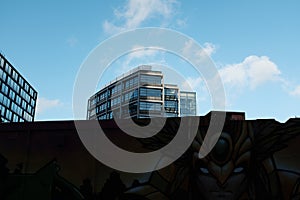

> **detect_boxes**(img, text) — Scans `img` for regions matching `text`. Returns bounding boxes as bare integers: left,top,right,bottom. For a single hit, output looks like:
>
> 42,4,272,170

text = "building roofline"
91,65,164,98
180,91,196,94
164,84,179,88
0,52,37,95
103,65,155,88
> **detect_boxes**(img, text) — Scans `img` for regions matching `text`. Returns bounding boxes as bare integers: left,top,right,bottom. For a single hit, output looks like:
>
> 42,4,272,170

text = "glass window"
165,88,178,100
111,96,121,107
129,102,138,115
16,95,21,105
165,88,177,95
0,105,5,116
0,93,3,103
165,100,177,108
124,76,138,90
90,98,97,106
140,88,162,100
22,100,27,109
2,96,10,107
0,58,4,68
29,88,34,97
12,70,18,81
6,110,12,120
98,114,106,120
30,98,35,107
24,82,29,92
0,68,6,81
13,114,19,122
99,91,107,101
140,75,161,85
9,90,15,100
7,77,13,88
27,105,32,114
5,63,12,75
19,77,24,87
1,84,9,95
111,84,122,95
164,113,178,117
122,89,138,102
139,102,162,111
164,100,178,113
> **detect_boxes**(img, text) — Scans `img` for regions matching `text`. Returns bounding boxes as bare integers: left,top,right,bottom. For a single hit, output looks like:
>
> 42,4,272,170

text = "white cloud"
181,40,217,68
36,97,62,114
103,0,179,34
219,55,281,89
114,45,163,75
202,43,217,57
290,85,300,97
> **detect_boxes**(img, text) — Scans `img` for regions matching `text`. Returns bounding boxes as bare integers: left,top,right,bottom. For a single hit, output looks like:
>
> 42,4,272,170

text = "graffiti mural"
0,115,299,199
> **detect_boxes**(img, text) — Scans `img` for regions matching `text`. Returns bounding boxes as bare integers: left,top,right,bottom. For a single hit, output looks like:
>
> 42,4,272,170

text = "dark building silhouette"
0,112,300,199
0,53,37,122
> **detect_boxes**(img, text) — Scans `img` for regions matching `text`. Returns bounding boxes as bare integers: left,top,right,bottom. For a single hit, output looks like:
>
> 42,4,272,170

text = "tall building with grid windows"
87,65,196,120
0,53,37,122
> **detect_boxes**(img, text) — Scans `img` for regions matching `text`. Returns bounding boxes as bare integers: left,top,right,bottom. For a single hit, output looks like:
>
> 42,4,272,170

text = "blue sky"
1,0,300,122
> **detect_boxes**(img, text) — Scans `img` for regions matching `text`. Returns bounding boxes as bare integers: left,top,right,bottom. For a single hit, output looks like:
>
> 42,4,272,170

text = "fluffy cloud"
181,40,218,75
36,97,62,114
180,55,286,110
202,43,217,57
219,55,281,89
182,40,216,59
103,0,178,34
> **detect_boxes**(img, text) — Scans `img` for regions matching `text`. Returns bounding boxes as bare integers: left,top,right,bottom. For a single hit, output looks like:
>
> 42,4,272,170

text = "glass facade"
0,53,37,122
140,74,162,85
164,86,179,117
180,91,197,117
87,66,196,120
140,88,162,100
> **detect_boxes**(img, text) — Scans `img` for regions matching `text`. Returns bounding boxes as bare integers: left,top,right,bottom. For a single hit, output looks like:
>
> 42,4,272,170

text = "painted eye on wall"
199,167,209,174
233,167,244,173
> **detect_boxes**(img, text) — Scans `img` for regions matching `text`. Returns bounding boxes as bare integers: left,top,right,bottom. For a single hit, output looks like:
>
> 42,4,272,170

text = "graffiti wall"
0,116,299,199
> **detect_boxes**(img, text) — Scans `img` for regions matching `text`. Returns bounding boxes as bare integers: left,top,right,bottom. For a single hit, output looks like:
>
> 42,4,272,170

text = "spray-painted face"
191,122,253,200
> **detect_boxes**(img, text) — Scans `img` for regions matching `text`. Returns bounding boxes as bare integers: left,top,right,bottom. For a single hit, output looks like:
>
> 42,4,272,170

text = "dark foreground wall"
0,116,300,200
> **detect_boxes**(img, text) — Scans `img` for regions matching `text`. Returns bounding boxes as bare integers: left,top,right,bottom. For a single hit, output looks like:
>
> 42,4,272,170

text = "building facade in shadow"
0,112,299,199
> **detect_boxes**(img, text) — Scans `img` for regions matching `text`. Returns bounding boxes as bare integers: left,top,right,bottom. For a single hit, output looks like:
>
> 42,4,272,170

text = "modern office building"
0,53,37,122
87,65,196,120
